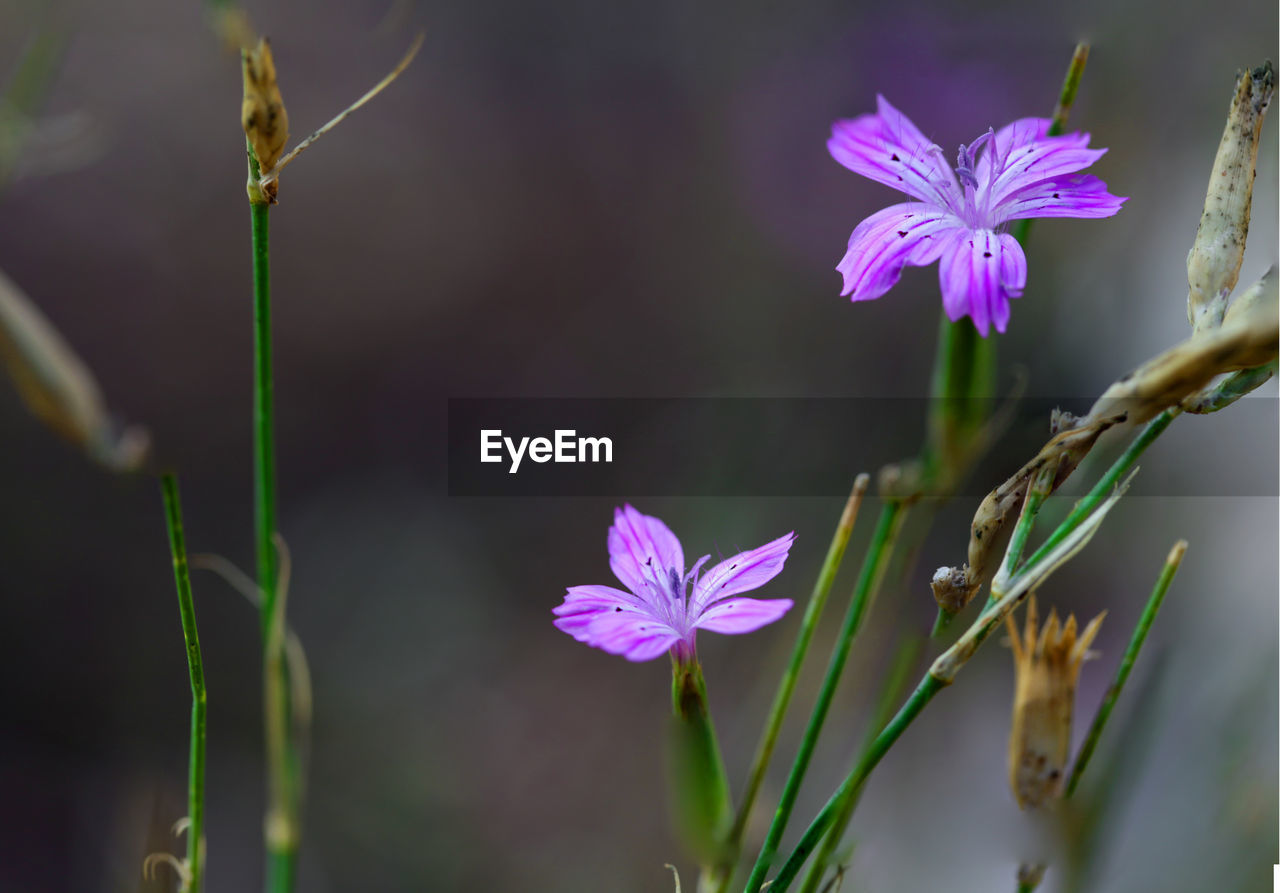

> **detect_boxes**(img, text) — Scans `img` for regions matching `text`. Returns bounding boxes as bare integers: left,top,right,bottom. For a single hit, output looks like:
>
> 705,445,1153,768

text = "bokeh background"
0,0,1275,890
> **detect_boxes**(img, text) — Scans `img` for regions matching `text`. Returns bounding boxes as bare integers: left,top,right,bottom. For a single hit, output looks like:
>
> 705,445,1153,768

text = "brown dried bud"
1187,62,1275,335
1007,596,1105,809
930,565,978,615
241,38,289,186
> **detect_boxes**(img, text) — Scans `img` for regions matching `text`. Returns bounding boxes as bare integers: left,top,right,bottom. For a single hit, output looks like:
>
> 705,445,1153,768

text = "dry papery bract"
1005,595,1105,809
240,32,424,204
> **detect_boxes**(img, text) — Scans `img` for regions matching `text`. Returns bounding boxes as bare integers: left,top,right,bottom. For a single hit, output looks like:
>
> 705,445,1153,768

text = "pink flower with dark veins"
828,96,1125,335
553,506,795,662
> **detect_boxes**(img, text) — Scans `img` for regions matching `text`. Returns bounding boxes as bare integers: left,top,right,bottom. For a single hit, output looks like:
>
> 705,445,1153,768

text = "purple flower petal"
580,609,682,662
691,532,796,614
829,97,1122,335
695,597,794,634
837,202,960,301
938,229,1025,336
555,507,797,661
975,117,1050,184
608,504,684,596
995,174,1126,220
552,584,648,640
828,96,960,210
985,133,1108,208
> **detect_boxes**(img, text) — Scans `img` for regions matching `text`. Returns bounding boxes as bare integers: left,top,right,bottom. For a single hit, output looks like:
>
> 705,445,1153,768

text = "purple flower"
553,506,796,662
828,96,1125,335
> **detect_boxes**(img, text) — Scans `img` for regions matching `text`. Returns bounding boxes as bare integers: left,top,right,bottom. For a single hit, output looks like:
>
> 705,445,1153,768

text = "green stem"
741,501,906,893
249,184,277,629
983,462,1058,611
1008,42,1090,246
929,608,953,638
248,146,296,893
766,675,947,893
1065,540,1186,797
772,407,1196,891
796,638,922,893
716,474,870,887
923,313,994,492
161,474,207,893
670,660,732,869
1001,409,1177,604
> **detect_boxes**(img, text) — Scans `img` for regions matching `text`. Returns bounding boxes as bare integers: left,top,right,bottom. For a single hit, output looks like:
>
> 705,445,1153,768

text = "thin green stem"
796,637,922,893
1048,43,1091,135
1008,42,1090,246
983,462,1058,611
161,474,206,893
248,144,296,893
929,609,952,638
766,675,947,893
717,474,871,886
741,501,906,893
999,409,1177,605
249,174,278,630
1066,539,1186,797
770,408,1196,891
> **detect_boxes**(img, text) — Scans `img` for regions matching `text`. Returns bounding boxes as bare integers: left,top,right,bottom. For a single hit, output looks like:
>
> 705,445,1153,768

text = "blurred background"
0,0,1275,890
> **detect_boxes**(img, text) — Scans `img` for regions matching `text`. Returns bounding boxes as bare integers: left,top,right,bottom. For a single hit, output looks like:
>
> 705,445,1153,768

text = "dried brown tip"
1187,61,1275,335
210,7,255,53
1007,595,1106,809
241,38,289,189
931,565,977,614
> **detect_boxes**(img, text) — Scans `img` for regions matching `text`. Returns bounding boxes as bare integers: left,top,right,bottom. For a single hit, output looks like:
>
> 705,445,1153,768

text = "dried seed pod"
241,38,289,178
1187,63,1275,335
930,565,972,615
0,268,149,471
1006,596,1105,809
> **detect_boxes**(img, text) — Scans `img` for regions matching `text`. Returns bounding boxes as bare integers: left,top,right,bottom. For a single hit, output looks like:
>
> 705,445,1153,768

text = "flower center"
954,127,998,226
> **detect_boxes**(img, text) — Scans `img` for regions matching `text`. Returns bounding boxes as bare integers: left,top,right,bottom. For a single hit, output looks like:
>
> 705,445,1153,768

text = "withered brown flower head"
1006,595,1105,809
